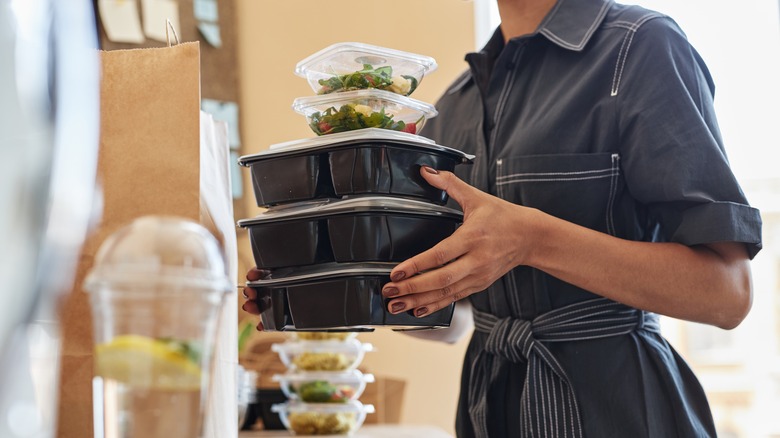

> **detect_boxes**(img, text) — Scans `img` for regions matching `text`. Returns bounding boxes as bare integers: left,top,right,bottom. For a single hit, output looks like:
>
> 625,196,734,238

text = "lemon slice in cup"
95,335,202,390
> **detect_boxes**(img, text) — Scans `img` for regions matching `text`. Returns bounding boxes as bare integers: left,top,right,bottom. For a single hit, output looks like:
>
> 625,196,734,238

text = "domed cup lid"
84,216,232,294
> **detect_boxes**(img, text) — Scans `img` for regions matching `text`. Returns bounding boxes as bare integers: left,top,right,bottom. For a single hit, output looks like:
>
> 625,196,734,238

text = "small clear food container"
271,339,374,372
238,128,474,207
293,89,437,136
237,197,463,269
249,263,455,331
272,400,375,435
295,42,437,96
290,332,359,342
273,370,375,403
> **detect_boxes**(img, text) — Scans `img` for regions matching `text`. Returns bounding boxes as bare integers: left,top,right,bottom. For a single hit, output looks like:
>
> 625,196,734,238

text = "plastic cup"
84,216,231,438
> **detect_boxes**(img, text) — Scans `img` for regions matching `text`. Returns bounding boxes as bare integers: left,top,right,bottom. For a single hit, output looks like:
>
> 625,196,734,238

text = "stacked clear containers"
237,42,473,435
293,42,438,136
271,332,375,435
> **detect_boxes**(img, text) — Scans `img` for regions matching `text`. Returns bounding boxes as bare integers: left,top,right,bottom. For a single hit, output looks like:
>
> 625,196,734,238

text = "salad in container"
272,400,375,435
273,370,375,403
271,339,374,372
295,42,437,96
292,89,437,136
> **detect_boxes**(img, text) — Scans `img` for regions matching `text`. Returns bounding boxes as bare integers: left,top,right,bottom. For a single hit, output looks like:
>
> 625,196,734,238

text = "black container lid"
237,128,475,166
246,262,396,286
237,196,463,227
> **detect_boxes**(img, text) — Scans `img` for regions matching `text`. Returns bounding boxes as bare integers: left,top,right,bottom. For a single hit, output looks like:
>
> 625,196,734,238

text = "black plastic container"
237,197,462,269
238,129,474,207
248,263,454,331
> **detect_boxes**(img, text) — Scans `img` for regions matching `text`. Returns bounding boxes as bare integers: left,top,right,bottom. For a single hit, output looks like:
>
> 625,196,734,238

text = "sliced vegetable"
298,380,354,403
308,104,422,136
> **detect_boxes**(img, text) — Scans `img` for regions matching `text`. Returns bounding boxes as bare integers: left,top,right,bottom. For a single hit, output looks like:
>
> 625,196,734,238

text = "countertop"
239,424,454,438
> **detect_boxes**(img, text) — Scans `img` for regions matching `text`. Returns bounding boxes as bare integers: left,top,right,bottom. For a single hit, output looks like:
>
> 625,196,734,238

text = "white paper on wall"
98,0,145,44
141,0,180,43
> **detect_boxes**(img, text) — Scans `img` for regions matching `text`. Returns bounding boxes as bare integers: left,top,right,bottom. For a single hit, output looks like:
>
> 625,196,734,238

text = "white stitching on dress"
611,29,633,96
490,48,524,147
497,168,613,180
540,1,610,51
606,154,620,235
611,13,665,96
497,174,614,185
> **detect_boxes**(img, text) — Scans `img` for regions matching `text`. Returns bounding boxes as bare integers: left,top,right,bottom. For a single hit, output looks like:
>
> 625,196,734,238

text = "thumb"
420,166,476,208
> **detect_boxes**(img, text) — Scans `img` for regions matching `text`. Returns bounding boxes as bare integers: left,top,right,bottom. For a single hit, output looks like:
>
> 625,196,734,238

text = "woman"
244,0,762,436
381,0,761,436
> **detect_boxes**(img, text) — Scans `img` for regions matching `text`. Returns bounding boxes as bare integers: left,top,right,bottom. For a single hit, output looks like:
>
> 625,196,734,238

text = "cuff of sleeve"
671,201,763,259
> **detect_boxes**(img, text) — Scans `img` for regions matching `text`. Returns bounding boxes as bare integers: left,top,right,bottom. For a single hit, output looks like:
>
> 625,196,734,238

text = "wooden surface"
240,424,454,438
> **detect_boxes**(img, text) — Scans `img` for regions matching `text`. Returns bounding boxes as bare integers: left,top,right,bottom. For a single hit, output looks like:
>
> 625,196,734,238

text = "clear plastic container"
295,42,437,96
273,370,375,403
271,339,373,372
290,332,359,342
292,89,437,136
84,216,231,438
272,401,375,435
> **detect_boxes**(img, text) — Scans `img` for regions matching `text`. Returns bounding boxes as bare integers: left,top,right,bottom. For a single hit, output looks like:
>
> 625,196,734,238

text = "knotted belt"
468,297,660,438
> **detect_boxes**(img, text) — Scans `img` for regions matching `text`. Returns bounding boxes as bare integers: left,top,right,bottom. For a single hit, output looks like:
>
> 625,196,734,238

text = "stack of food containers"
237,43,474,433
270,332,374,435
238,42,474,333
239,43,473,434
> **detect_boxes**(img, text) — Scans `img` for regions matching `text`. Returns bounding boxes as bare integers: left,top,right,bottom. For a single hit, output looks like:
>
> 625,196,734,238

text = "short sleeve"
615,17,762,258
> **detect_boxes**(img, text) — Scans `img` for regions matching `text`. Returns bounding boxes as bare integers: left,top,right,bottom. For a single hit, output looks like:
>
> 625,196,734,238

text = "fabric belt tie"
468,297,660,438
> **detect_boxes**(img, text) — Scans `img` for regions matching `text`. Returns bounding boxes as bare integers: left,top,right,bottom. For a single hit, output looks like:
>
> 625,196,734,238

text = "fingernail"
423,165,439,175
391,271,406,282
415,307,428,317
242,290,248,299
383,287,399,297
391,302,406,313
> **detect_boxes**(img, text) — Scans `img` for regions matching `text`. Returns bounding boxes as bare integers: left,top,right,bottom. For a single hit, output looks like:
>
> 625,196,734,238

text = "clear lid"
272,400,375,415
273,369,375,385
84,216,232,293
292,89,437,119
247,262,396,287
270,128,435,150
295,42,437,96
238,128,474,165
236,196,463,227
289,331,359,342
271,339,374,355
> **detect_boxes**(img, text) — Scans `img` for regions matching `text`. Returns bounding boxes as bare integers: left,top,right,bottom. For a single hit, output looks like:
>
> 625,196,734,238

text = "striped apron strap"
468,297,660,438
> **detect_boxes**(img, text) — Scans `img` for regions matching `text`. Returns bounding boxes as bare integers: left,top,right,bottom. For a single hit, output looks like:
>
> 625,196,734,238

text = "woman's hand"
241,267,272,330
382,166,541,318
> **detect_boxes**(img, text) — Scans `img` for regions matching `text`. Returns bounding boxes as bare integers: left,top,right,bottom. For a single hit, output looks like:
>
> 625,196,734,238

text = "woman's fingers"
246,267,269,282
243,286,257,300
386,276,483,317
242,299,260,315
420,166,477,209
383,258,468,299
242,267,271,330
386,227,471,284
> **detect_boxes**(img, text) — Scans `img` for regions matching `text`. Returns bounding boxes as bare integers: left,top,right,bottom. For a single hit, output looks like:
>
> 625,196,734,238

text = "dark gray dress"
419,0,763,436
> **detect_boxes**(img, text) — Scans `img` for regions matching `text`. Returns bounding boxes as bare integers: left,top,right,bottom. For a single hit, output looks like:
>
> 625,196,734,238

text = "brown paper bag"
57,41,237,438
